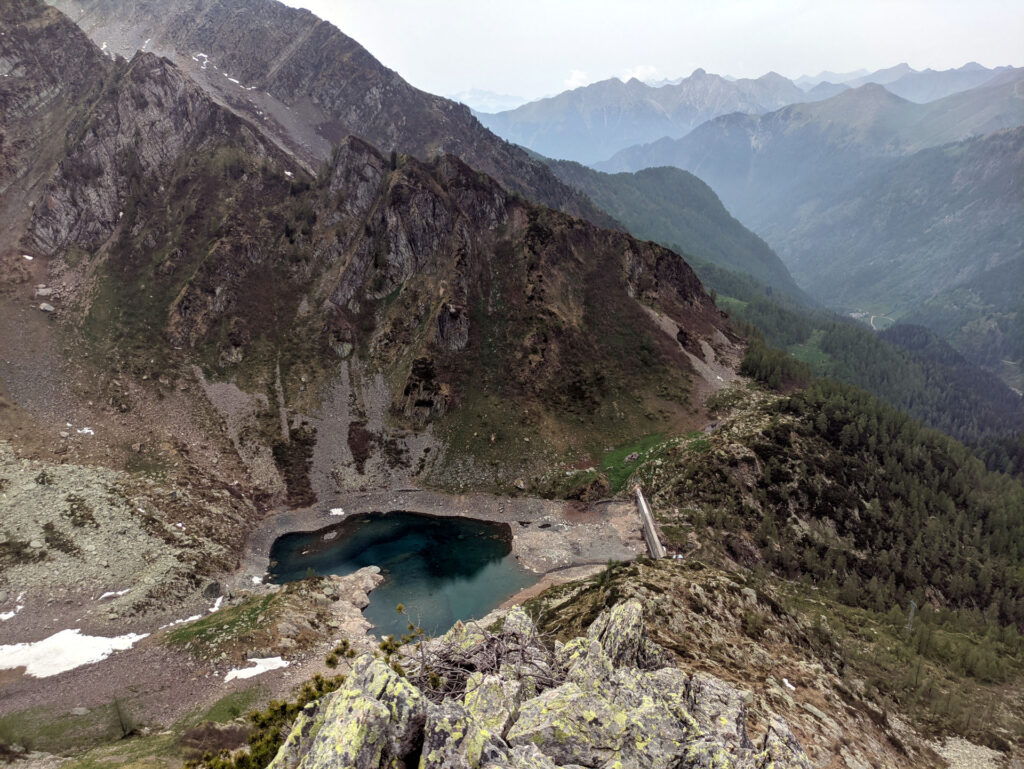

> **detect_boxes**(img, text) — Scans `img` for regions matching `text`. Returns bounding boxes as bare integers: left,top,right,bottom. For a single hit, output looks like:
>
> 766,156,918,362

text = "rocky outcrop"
270,600,812,769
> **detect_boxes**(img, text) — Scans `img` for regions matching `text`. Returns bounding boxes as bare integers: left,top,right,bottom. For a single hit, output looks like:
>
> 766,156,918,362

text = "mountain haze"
477,69,812,164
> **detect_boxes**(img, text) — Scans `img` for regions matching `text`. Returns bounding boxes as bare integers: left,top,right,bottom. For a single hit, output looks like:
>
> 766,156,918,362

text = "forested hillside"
544,159,803,296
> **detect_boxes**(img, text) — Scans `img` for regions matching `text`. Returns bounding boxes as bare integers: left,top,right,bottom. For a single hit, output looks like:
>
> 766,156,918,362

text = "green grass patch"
786,328,834,373
197,687,264,725
167,594,275,655
600,433,668,493
684,431,711,454
59,730,178,769
715,295,748,314
0,701,145,755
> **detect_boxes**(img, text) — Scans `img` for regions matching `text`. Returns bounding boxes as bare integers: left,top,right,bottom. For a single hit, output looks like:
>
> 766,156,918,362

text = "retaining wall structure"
634,486,666,559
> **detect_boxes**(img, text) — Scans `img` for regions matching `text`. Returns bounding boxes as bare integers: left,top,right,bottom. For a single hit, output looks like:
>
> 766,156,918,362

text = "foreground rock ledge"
267,599,812,769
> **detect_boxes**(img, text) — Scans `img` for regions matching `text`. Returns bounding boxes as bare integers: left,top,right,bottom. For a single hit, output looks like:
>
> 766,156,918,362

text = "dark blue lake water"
268,511,535,639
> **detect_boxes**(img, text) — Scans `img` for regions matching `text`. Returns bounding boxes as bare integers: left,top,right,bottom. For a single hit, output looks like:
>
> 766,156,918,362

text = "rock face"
48,0,615,228
271,600,812,769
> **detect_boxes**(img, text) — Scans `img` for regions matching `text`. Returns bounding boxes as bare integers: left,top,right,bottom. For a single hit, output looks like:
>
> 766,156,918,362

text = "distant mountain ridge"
474,62,1020,166
476,68,814,164
598,74,1024,219
597,75,1024,384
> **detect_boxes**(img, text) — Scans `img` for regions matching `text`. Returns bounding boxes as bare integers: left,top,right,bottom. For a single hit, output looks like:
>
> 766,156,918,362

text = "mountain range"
476,62,1021,165
477,69,815,164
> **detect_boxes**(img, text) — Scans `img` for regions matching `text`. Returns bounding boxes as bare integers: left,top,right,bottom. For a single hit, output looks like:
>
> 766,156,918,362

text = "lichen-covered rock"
266,701,324,769
480,744,563,769
501,606,537,640
506,681,630,767
284,654,426,769
586,598,665,670
754,717,814,769
464,673,522,738
420,699,504,769
685,672,752,751
269,601,813,769
557,637,615,690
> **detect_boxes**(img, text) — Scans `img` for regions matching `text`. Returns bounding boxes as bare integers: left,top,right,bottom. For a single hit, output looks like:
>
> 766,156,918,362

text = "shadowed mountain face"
477,69,812,165
46,0,616,229
2,0,734,498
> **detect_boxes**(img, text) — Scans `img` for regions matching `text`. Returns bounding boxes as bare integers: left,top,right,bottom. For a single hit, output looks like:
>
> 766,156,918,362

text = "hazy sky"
283,0,1024,99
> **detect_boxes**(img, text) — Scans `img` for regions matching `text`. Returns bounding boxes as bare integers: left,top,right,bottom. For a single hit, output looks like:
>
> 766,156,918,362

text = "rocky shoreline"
234,489,646,592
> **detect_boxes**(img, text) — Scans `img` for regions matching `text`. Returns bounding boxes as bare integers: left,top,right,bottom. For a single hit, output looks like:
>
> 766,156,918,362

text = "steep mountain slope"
626,383,1024,756
477,69,811,164
780,126,1024,312
46,0,615,229
3,0,734,505
901,257,1024,377
543,159,803,296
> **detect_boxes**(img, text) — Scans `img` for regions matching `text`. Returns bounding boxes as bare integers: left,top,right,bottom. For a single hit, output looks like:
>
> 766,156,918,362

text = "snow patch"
782,677,796,691
209,596,224,613
329,506,345,516
159,613,203,630
224,656,289,682
22,254,33,261
251,575,263,585
97,588,130,601
76,427,94,435
0,629,148,678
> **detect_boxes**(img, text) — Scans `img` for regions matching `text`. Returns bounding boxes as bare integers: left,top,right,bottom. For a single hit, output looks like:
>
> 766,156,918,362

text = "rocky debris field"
0,440,259,639
165,569,385,669
267,599,812,769
0,570,389,753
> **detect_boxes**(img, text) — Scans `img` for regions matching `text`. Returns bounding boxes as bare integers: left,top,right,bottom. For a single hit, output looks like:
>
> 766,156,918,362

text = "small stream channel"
267,511,535,638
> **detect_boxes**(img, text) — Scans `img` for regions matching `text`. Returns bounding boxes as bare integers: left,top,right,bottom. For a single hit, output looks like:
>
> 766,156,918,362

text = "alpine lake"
268,511,536,639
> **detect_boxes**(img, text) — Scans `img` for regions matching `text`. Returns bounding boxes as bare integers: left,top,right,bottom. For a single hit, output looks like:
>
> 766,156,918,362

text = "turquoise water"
268,512,535,638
